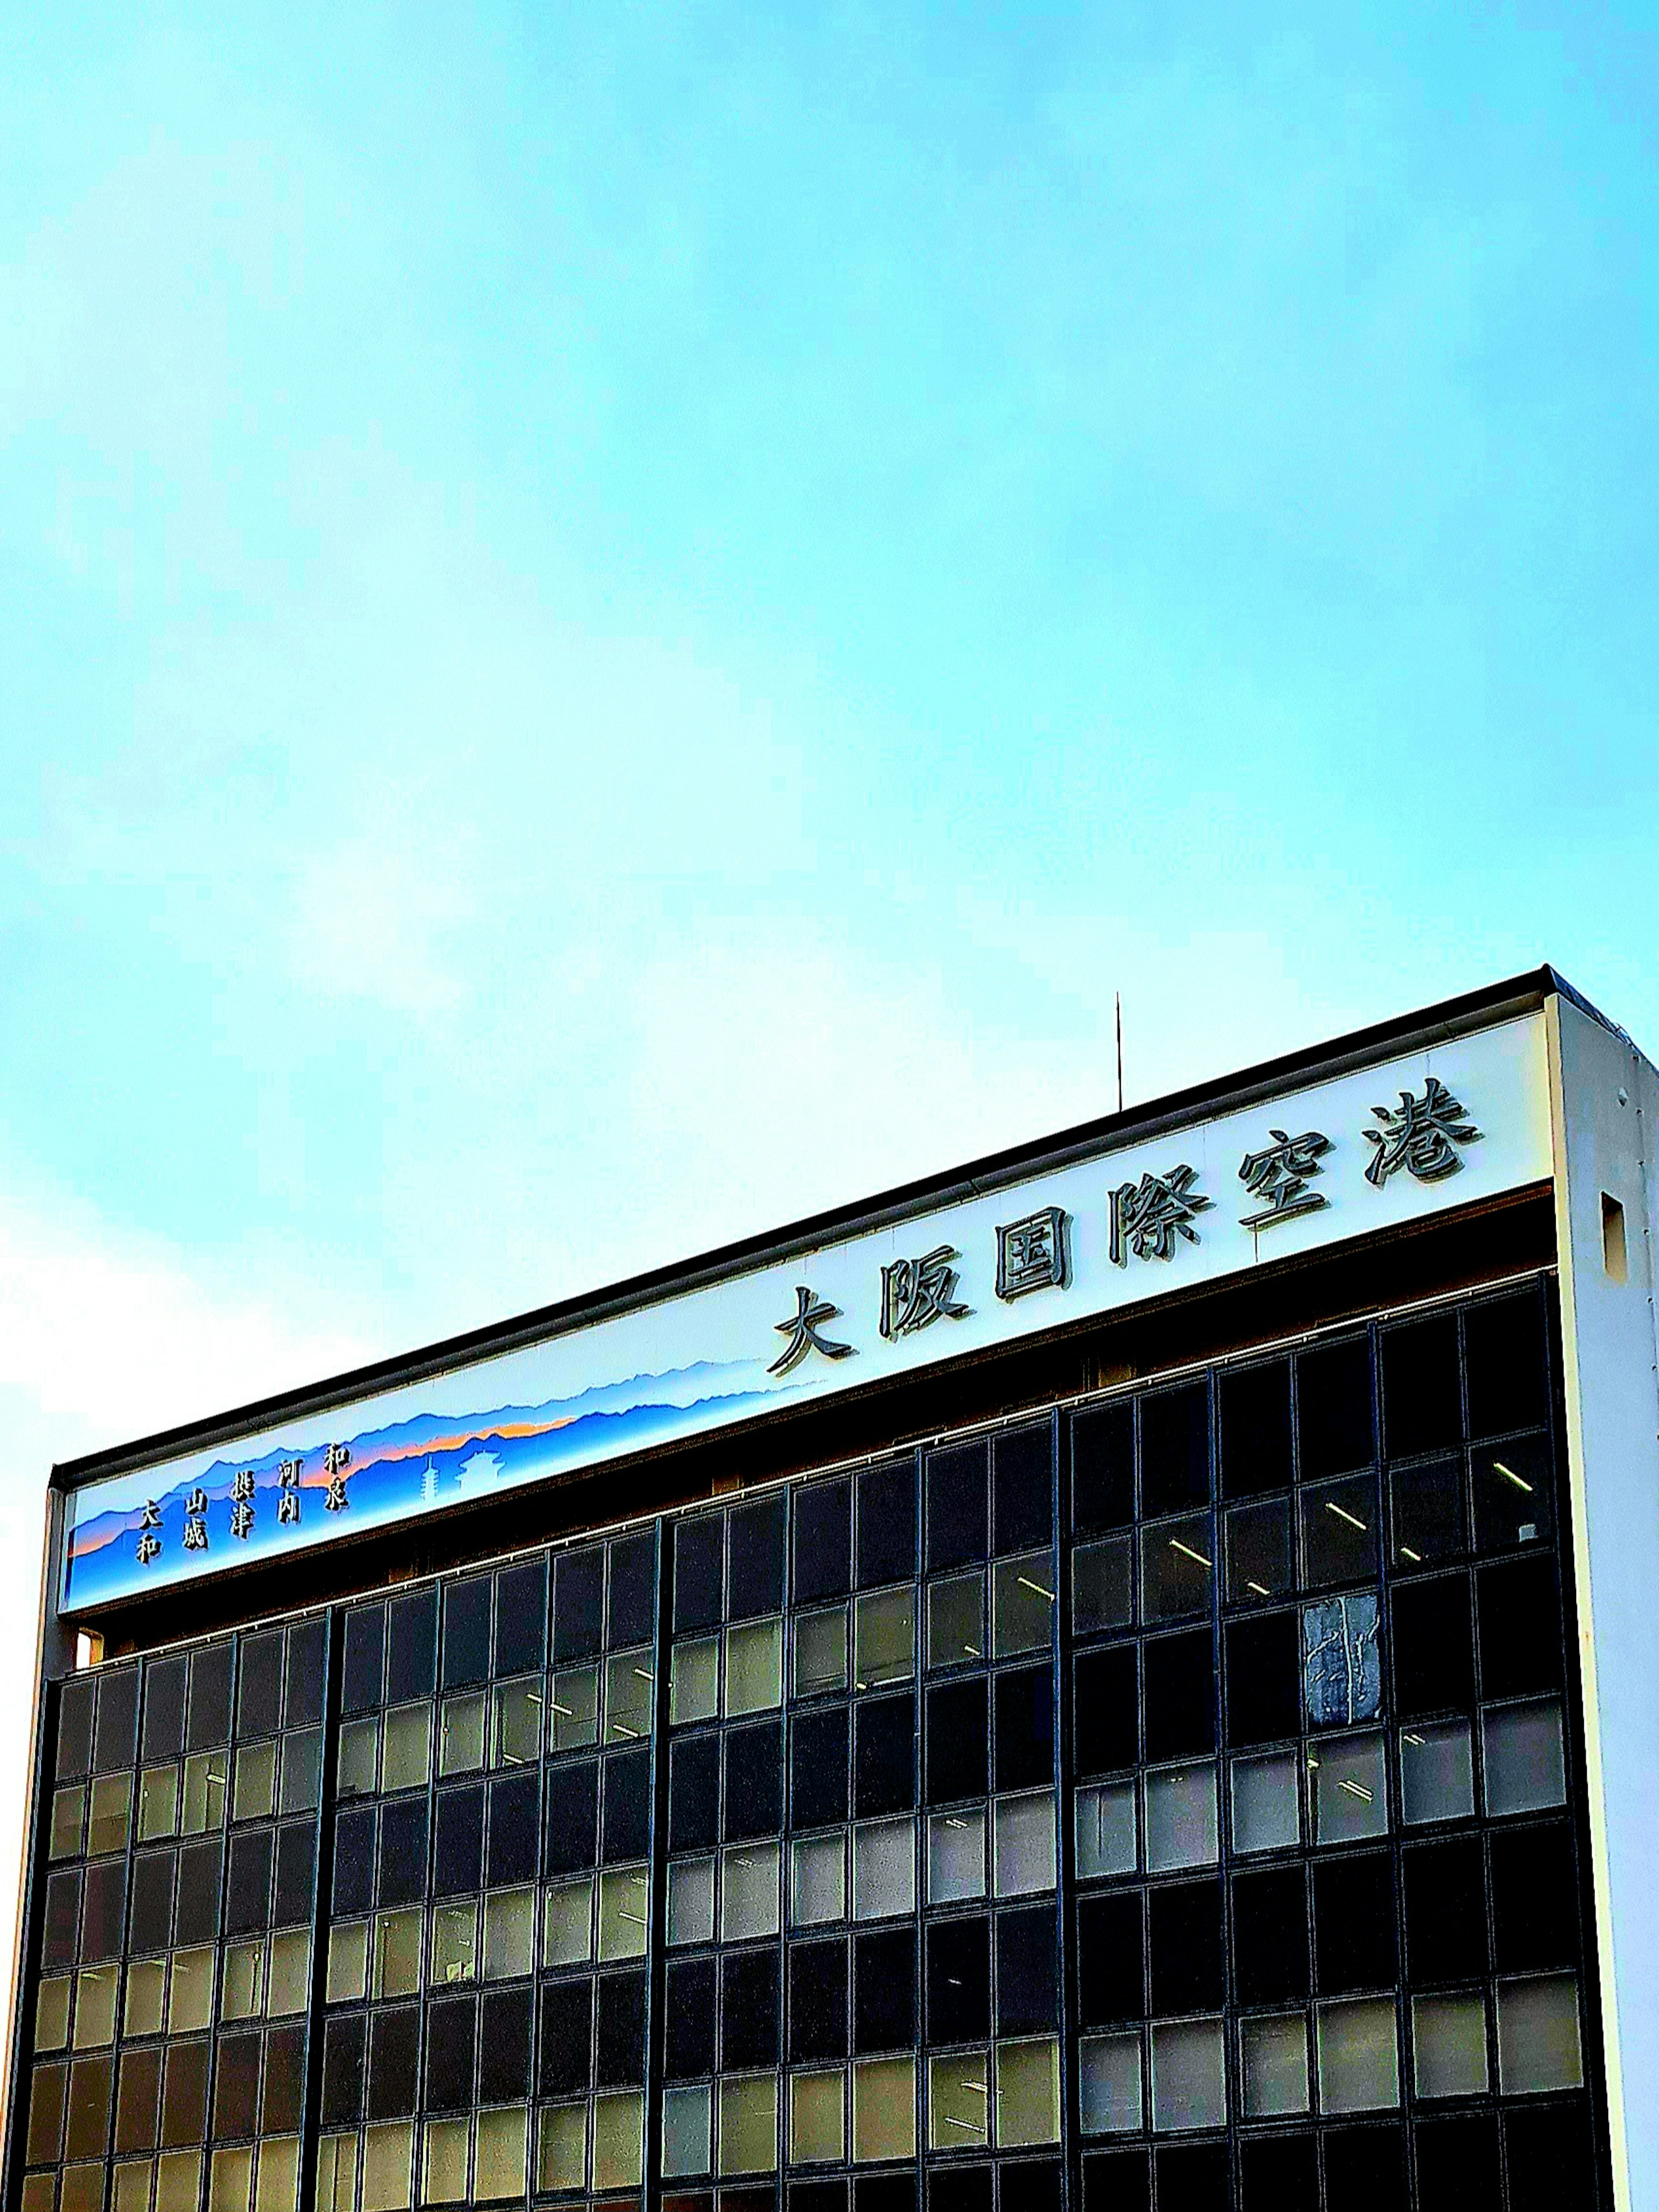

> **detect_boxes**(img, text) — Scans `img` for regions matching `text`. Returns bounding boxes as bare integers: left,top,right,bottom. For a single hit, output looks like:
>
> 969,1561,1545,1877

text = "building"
6,966,1658,2212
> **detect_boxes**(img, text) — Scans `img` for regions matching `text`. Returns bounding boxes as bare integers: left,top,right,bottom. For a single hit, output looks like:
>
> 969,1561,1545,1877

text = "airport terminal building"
7,968,1659,2212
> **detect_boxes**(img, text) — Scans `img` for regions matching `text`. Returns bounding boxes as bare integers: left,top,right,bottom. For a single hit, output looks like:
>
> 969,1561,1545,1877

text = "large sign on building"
59,1016,1549,1612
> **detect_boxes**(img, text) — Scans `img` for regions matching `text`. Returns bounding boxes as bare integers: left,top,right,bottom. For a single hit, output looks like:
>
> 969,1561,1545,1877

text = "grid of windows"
11,1280,1602,2212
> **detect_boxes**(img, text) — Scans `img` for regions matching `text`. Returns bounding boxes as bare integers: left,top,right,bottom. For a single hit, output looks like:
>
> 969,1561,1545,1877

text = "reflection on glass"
794,1608,849,1698
1317,1999,1399,2113
35,1977,72,2053
1497,1975,1583,2093
1389,1456,1465,1566
547,1667,599,1752
928,1809,986,1904
267,1930,309,2016
1473,1435,1553,1554
1483,1700,1566,1817
994,1792,1056,1896
49,1786,83,1861
476,2107,528,2200
994,1554,1055,1657
1079,2032,1141,2133
1075,1781,1137,1879
1413,1992,1489,2098
593,2091,643,2190
927,1575,985,1668
1141,1517,1214,1622
1311,1733,1387,1844
1302,1476,1379,1587
1241,2013,1308,2116
1400,1721,1475,1825
492,1679,542,1767
279,1731,321,1816
1144,1765,1217,1872
606,1649,655,1740
168,1946,215,2032
1231,1752,1299,1855
1226,1500,1294,1602
928,2050,989,2149
422,2118,467,2206
600,1866,651,1958
72,1963,118,2048
1150,2019,1226,2131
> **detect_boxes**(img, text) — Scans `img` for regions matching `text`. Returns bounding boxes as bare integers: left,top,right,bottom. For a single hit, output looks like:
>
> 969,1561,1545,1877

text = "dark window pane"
1155,2144,1229,2207
539,1977,594,2095
57,1678,95,1780
1074,1647,1138,1776
1077,1891,1144,2025
674,1518,724,1634
1465,1292,1549,1441
142,1656,188,1763
602,1749,650,1864
81,1858,126,1958
1404,1838,1488,1984
115,2046,162,2155
1227,1498,1294,1603
854,1926,915,2052
1219,1360,1294,1500
790,1937,849,2062
213,2028,261,2139
1392,1575,1474,1718
721,1951,780,2071
1503,2102,1594,2212
994,1667,1053,1792
927,1915,990,2042
1491,1823,1578,1969
996,1904,1058,2033
994,1425,1053,1553
429,1990,480,2106
795,1479,852,1604
529,1761,593,1882
725,1720,785,1841
64,2053,113,2160
478,1984,534,2103
489,1770,542,1886
285,1619,326,1728
225,1826,273,1936
1144,1631,1215,1762
367,2006,420,2119
237,1635,283,1741
1322,2124,1404,2212
495,1558,548,1676
332,1809,375,1915
432,1787,483,1896
1232,1865,1309,2004
1381,1314,1463,1460
608,1532,657,1648
729,1494,787,1620
1416,2113,1501,2212
1225,1613,1299,1748
792,1706,850,1830
188,1643,235,1747
42,1868,80,1969
1297,1337,1374,1479
1471,1434,1554,1555
340,1606,385,1715
273,1821,315,1926
25,2060,67,2164
1073,1402,1135,1535
1141,1385,1210,1517
129,1850,175,1953
93,1668,139,1772
160,2040,208,2146
1313,1852,1395,1993
321,2013,365,2127
855,1695,917,1817
665,1957,716,2079
858,1462,917,1588
926,1679,988,1805
1147,1878,1223,2012
385,1590,437,1704
597,1968,648,2084
261,2024,305,2134
1478,1555,1562,1699
378,1797,429,1905
1239,2134,1318,2212
1074,1536,1134,1636
1082,2149,1150,2212
1300,1473,1379,1587
927,1441,988,1572
1390,1457,1466,1568
928,2168,994,2212
442,1578,491,1688
668,1735,718,1854
552,1554,603,1668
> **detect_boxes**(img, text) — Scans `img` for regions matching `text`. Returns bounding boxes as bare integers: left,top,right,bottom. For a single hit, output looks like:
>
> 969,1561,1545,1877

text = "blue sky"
0,0,1655,1996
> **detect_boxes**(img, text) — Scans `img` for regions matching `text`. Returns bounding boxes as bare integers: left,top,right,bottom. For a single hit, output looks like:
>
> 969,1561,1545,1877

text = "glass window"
88,1773,133,1856
605,1650,655,1741
1483,1700,1567,1816
432,1901,477,1986
372,1909,423,1999
489,1680,541,1768
256,2137,300,2212
718,2074,778,2175
361,2120,413,2212
1413,1991,1489,2098
1497,1976,1583,2093
726,1620,784,1717
1473,1437,1553,1553
1312,1733,1387,1844
1400,1721,1475,1824
995,1792,1056,1897
1079,2031,1141,2133
316,2136,358,2212
138,1766,180,1843
484,1888,536,1979
670,1639,719,1726
1227,1499,1294,1602
422,2117,467,2205
1231,1751,1299,1854
210,2146,253,2212
791,2066,846,2162
279,1731,321,1816
1073,1538,1133,1637
1075,1781,1137,1879
795,1608,849,1697
996,2037,1060,2147
852,1818,914,1920
72,1964,118,2047
663,2082,711,2177
169,1948,215,2032
381,1705,431,1793
547,1666,599,1751
928,2050,990,2150
124,1956,165,2037
1145,1766,1217,1872
994,1555,1056,1657
438,1694,486,1776
792,1832,847,1926
35,1976,71,2051
855,1589,915,1688
593,2091,644,2190
852,2055,915,2161
267,1930,309,2015
1150,2019,1226,2131
475,2107,527,2199
928,1574,986,1667
722,1842,781,1941
1241,2012,1308,2117
929,1808,987,1904
1390,1455,1465,1566
668,1856,715,1946
219,1941,263,2022
537,2101,586,2193
1302,1476,1379,1587
326,1920,368,2004
542,1876,592,1967
181,1752,228,1832
336,1719,378,1799
1141,1517,1214,1622
1317,1999,1399,2113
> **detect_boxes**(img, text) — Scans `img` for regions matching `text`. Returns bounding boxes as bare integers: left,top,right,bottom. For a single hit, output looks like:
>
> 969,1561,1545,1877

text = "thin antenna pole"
1115,992,1124,1114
